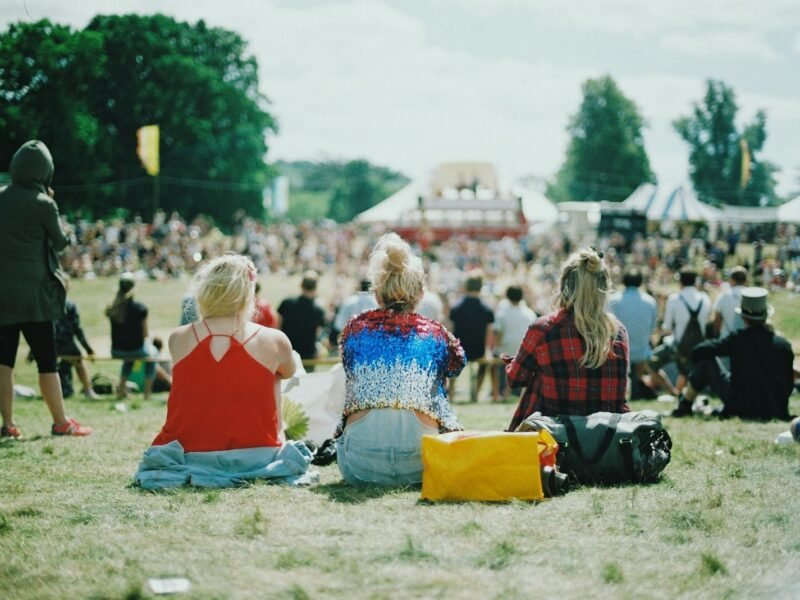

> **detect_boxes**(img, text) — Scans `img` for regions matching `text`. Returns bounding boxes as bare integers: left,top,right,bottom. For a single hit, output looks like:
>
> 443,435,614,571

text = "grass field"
1,276,799,599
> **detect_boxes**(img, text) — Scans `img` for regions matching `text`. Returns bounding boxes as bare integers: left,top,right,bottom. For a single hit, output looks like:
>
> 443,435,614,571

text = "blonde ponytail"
558,248,618,368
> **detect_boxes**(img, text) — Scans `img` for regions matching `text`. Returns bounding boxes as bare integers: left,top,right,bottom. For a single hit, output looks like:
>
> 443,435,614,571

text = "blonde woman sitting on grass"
506,248,630,431
135,254,314,489
336,233,466,486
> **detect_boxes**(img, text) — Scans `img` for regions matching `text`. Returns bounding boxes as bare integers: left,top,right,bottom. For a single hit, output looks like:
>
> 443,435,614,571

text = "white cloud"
661,31,782,63
457,0,800,35
1,0,798,195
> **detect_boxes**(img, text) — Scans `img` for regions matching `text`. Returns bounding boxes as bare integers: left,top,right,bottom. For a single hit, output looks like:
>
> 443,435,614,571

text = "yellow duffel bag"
420,430,556,502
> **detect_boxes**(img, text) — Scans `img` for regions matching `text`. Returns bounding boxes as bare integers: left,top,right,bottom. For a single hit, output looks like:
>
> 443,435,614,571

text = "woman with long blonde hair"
506,248,629,430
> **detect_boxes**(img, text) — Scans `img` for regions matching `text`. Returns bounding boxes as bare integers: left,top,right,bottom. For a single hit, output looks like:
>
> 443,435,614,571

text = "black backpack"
676,296,705,358
517,411,673,485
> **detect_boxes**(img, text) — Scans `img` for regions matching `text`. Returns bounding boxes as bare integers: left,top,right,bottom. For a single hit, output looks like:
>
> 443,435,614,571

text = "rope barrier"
59,355,510,368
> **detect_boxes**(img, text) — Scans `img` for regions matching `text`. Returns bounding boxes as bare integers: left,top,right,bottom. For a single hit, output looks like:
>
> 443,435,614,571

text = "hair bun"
384,243,407,273
585,253,603,274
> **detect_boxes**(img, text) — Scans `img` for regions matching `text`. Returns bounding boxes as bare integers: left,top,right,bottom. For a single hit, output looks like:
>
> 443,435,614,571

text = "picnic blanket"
134,440,319,489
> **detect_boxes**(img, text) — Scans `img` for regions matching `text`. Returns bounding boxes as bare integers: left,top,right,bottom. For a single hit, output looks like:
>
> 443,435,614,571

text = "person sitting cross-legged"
506,248,630,431
134,255,313,489
336,233,466,486
670,287,794,420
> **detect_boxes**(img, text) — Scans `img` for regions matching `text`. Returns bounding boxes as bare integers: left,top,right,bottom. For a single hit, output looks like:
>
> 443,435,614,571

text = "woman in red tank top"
151,255,297,452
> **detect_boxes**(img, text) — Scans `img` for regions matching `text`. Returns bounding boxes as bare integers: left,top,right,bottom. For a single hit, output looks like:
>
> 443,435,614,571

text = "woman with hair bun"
506,248,629,431
336,233,466,486
135,255,313,489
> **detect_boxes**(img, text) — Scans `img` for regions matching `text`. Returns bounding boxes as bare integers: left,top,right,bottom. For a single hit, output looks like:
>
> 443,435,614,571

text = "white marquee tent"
356,180,559,228
355,182,421,224
516,185,558,230
623,184,722,222
621,183,659,213
777,195,800,223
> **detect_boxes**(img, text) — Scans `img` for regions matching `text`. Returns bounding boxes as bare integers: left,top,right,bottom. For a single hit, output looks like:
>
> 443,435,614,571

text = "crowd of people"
2,139,797,490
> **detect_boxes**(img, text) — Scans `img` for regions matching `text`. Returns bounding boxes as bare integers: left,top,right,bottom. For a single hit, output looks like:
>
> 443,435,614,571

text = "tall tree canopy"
0,15,275,224
276,159,408,223
548,75,655,202
673,79,779,207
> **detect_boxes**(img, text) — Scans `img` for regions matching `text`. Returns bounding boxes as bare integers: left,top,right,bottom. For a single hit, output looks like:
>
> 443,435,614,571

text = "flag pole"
152,173,160,221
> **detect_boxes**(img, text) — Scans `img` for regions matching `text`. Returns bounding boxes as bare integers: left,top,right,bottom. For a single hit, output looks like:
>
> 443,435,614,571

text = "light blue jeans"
336,409,439,486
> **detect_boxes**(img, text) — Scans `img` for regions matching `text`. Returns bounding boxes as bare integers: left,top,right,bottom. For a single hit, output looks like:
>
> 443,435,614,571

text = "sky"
2,0,799,197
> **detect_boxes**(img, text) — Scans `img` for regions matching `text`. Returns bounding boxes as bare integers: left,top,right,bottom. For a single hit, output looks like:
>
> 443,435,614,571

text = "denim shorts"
112,345,156,379
336,409,439,486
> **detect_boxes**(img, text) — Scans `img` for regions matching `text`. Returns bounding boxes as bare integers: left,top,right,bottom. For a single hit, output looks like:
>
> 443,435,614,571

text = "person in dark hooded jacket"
0,140,92,438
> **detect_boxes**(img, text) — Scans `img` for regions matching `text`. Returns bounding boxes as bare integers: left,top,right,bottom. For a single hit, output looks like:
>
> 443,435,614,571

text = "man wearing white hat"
670,287,794,420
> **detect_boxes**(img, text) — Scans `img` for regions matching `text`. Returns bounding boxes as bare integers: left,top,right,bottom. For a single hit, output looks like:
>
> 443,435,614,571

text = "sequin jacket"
339,309,466,433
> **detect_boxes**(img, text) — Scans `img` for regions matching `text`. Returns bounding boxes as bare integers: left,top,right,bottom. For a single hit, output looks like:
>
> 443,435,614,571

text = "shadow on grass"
0,434,48,446
310,481,418,504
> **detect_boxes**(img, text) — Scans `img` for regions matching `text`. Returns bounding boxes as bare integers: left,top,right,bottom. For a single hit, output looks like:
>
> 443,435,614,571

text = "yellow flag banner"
739,138,751,189
136,125,160,176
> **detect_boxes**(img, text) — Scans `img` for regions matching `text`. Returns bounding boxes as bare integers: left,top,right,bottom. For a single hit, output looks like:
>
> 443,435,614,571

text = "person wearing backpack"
649,267,711,395
669,287,794,420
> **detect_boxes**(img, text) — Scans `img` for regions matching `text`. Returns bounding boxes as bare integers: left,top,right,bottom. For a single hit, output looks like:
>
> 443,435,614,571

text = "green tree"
327,160,380,223
673,79,779,206
547,75,655,202
0,16,276,224
0,20,109,206
85,14,275,223
276,159,408,223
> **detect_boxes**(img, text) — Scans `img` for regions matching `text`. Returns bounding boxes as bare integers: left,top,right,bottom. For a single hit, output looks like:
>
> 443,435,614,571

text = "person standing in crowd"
649,266,711,396
608,268,658,399
0,140,92,438
670,287,794,420
331,278,378,346
449,271,496,402
336,233,465,486
252,282,278,328
416,287,445,322
106,274,155,399
55,292,99,400
711,266,747,338
277,270,326,368
506,248,629,430
493,285,537,401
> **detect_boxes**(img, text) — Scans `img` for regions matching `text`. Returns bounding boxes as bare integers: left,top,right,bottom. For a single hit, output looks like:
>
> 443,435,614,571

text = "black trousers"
688,359,731,404
0,321,58,373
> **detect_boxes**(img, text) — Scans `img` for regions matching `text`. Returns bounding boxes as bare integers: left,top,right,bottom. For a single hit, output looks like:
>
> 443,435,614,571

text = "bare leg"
491,364,501,402
475,363,487,400
143,377,153,400
39,372,68,426
117,362,130,399
0,365,14,427
75,359,93,392
117,376,128,399
675,374,687,394
650,368,679,396
681,383,698,403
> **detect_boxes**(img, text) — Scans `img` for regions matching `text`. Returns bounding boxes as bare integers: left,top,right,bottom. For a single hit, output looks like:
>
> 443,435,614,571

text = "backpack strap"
619,438,637,482
561,413,622,465
678,295,702,318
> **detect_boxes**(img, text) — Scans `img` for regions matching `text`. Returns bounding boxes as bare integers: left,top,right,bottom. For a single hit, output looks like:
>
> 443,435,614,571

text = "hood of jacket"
9,140,54,191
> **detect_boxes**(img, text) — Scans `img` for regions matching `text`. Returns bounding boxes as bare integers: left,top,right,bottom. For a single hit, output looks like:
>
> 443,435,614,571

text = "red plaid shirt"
506,308,629,430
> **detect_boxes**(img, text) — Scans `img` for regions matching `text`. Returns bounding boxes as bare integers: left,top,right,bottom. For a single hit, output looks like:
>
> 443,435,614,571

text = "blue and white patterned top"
339,309,466,433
